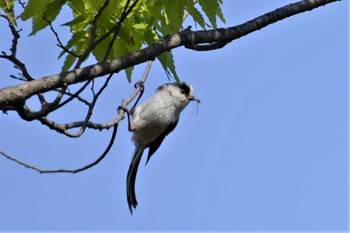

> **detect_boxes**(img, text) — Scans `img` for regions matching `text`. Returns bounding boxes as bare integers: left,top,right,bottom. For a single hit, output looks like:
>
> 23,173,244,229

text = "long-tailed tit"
125,82,199,214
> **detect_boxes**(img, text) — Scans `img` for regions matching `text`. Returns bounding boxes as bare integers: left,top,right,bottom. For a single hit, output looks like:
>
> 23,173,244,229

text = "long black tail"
126,147,144,214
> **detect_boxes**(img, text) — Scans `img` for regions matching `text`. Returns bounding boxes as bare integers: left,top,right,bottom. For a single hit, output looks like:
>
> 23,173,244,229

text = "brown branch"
18,0,26,10
0,0,337,122
16,61,151,136
44,16,79,58
8,80,91,124
39,12,100,117
53,89,90,106
37,116,116,132
66,73,114,137
0,61,154,172
1,0,339,110
42,0,121,117
0,0,340,174
0,7,48,107
0,123,118,173
0,18,33,81
54,81,91,110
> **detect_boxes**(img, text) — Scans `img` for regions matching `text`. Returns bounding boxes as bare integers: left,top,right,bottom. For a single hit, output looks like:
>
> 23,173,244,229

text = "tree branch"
0,124,118,173
0,0,339,109
0,60,154,172
44,16,79,58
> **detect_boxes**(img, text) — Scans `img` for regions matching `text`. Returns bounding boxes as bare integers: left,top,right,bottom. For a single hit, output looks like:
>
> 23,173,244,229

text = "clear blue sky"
0,0,348,231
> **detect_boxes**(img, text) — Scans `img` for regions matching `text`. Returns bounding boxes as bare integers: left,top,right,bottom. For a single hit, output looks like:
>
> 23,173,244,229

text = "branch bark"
0,0,340,108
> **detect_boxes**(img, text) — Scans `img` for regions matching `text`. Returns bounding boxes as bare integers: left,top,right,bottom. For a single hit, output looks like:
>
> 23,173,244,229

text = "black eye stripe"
177,83,190,95
157,82,191,95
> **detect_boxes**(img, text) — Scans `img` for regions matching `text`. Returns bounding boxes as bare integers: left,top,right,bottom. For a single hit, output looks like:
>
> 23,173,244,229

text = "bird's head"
157,82,200,108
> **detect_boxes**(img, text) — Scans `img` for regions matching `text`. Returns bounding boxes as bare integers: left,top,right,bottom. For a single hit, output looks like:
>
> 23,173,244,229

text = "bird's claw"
117,106,129,113
134,81,144,90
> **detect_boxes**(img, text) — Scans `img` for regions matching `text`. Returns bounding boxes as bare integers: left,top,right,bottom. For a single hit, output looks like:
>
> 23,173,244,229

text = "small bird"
126,82,199,213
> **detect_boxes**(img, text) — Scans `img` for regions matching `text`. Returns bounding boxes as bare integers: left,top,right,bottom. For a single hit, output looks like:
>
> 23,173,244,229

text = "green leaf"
61,38,89,70
44,0,65,23
118,19,137,46
62,53,77,71
146,0,163,20
67,0,85,15
112,39,130,59
92,34,112,61
19,0,226,79
58,30,86,58
133,23,147,30
27,0,66,35
97,0,120,28
84,0,102,12
185,1,206,29
162,0,185,34
157,52,179,81
216,5,226,24
21,0,50,21
144,29,161,47
198,0,224,28
61,14,88,28
125,66,134,83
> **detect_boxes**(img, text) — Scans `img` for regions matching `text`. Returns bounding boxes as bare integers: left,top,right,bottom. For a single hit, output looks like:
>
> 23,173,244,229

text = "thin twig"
44,16,79,57
52,89,90,106
54,81,92,111
0,3,48,105
0,124,118,174
70,73,114,137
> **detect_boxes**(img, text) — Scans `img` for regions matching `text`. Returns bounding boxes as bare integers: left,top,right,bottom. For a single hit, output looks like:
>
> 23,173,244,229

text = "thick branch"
0,0,340,108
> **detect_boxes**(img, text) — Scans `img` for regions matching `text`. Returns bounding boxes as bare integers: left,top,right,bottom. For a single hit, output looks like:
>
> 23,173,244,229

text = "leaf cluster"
1,0,225,81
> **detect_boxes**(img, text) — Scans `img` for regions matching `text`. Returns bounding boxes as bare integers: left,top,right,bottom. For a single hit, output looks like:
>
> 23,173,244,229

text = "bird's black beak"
189,96,200,103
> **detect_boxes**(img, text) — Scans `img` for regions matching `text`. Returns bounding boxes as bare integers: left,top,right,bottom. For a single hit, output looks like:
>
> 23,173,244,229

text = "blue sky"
0,0,348,231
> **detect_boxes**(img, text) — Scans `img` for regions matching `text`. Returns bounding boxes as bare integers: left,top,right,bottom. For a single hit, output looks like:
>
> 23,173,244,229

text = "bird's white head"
157,82,200,110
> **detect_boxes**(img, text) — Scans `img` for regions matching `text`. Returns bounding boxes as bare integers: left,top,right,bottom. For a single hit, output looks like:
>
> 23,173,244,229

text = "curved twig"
0,124,118,174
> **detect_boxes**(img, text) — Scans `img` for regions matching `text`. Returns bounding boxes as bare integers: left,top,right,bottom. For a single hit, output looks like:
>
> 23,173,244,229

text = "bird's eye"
180,89,185,94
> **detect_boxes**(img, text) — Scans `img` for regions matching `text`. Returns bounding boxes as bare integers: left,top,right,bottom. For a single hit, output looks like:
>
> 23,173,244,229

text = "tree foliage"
0,0,340,172
4,0,225,80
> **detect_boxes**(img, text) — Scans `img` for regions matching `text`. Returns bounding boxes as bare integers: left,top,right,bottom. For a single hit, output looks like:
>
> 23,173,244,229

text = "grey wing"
145,120,178,164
